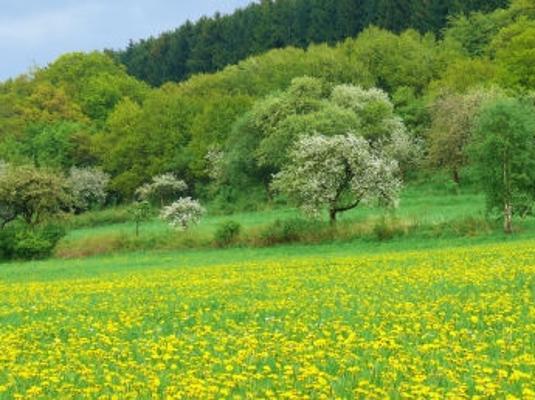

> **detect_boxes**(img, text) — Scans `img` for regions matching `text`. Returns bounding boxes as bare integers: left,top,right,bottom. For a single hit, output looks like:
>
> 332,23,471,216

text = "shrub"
67,167,110,212
130,201,152,237
372,216,407,241
40,224,67,245
0,164,71,228
214,221,242,247
259,218,317,246
160,197,205,231
0,226,17,260
136,173,187,206
431,216,494,237
12,224,66,260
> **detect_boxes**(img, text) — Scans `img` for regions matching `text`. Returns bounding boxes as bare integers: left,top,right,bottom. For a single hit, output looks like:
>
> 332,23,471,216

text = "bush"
160,197,205,231
67,167,110,212
431,216,494,237
41,224,67,244
372,216,408,241
10,224,67,260
0,227,17,260
13,230,54,260
214,221,242,247
259,218,317,246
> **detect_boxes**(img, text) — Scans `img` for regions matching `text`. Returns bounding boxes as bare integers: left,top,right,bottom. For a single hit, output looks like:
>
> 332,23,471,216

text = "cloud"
0,3,103,45
0,0,253,81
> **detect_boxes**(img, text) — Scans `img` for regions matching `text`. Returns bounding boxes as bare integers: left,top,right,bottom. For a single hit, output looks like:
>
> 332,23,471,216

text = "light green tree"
471,98,535,233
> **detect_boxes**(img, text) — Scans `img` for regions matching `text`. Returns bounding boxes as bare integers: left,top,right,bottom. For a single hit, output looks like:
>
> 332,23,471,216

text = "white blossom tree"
160,197,205,231
136,173,188,206
67,167,110,212
272,134,402,224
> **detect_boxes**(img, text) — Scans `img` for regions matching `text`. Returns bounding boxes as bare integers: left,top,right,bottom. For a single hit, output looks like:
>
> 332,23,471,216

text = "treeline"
0,0,533,212
112,0,509,86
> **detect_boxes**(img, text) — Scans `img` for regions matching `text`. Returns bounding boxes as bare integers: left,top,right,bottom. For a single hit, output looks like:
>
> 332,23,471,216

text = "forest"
113,0,509,85
1,0,535,259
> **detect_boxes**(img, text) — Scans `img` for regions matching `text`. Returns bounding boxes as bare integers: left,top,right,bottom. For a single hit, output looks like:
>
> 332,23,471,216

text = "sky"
0,0,254,81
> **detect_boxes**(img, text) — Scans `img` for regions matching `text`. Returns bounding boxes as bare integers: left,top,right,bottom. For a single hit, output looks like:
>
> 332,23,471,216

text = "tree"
272,134,402,224
160,197,205,230
67,167,110,212
0,165,70,228
492,19,535,91
427,89,499,183
129,201,152,237
136,173,188,207
223,78,412,198
113,0,506,86
471,99,535,234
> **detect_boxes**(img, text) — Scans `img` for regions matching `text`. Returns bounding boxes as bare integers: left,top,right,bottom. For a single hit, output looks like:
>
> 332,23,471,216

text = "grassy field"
54,184,500,259
66,187,485,240
0,240,534,398
2,182,535,398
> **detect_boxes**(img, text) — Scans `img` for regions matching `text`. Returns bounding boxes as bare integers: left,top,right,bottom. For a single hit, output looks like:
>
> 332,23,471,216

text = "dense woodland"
113,0,509,85
1,0,535,259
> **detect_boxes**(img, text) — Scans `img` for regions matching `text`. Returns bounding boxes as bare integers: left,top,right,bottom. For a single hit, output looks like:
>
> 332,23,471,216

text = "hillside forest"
1,0,535,259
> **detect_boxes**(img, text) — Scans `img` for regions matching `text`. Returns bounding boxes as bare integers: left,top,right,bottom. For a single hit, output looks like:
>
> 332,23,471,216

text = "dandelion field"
1,241,534,399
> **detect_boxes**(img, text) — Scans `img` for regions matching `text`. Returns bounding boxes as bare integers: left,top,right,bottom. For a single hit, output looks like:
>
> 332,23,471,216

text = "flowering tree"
0,165,70,228
160,197,205,231
272,134,402,224
136,173,188,206
67,167,110,212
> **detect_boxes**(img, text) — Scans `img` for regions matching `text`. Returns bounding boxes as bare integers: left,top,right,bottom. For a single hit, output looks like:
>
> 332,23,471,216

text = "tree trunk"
504,201,513,234
329,209,337,225
452,168,460,185
503,150,512,234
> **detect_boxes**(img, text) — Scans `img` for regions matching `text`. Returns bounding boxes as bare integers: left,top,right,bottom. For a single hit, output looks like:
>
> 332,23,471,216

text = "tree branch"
334,198,361,214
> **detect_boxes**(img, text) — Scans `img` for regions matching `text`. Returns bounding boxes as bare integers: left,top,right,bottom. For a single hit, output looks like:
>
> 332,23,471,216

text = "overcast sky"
0,0,253,81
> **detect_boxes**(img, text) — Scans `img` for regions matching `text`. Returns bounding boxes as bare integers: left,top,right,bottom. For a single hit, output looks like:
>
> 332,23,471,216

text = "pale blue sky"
0,0,254,81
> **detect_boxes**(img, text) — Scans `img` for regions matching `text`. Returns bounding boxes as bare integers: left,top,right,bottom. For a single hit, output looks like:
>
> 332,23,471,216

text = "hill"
112,0,509,86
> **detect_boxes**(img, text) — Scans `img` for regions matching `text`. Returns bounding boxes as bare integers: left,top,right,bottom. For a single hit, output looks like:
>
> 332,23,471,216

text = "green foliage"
372,215,407,241
114,0,507,86
1,224,67,261
0,0,532,214
35,52,149,123
342,27,446,94
222,78,410,201
259,218,320,246
432,216,494,238
427,88,500,183
0,226,17,260
129,201,152,237
0,165,71,228
66,207,131,230
214,221,242,247
492,18,535,91
471,98,535,233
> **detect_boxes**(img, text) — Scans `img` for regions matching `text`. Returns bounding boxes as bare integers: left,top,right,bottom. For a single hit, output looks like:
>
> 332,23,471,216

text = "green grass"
1,181,534,398
56,185,489,258
1,236,534,398
2,216,533,284
67,188,485,241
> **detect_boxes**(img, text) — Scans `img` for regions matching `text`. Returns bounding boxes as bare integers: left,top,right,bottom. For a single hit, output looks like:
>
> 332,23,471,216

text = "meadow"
55,182,509,259
1,239,534,399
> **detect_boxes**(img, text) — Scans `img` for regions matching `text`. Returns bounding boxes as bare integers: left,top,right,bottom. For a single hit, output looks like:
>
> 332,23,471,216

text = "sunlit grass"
0,241,534,398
